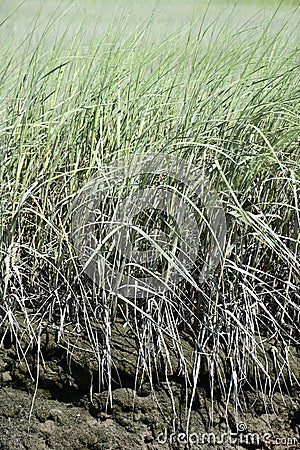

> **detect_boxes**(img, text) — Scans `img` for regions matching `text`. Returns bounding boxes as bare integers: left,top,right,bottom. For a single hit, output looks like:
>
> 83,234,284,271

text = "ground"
0,325,299,450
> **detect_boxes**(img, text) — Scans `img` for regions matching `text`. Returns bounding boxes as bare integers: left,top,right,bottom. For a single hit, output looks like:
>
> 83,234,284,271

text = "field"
0,1,299,449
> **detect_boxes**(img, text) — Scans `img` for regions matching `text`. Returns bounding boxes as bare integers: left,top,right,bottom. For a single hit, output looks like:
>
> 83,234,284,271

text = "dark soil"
0,322,299,450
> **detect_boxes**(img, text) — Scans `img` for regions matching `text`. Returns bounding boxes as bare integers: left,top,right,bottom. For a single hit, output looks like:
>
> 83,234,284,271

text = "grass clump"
0,1,299,433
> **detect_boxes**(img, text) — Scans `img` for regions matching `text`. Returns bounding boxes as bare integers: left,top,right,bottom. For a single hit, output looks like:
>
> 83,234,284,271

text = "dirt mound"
0,326,299,450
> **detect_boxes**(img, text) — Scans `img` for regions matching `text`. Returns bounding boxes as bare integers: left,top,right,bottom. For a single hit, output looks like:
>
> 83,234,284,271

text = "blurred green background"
1,0,299,47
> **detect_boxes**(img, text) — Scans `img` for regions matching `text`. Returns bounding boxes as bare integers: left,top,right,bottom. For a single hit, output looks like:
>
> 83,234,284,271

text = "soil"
0,321,299,450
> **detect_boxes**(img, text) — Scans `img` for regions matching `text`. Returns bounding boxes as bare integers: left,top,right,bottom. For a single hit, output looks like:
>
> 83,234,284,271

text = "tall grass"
0,2,299,433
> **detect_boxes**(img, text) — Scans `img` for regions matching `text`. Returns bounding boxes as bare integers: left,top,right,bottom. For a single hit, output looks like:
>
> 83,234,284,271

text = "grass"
0,0,299,434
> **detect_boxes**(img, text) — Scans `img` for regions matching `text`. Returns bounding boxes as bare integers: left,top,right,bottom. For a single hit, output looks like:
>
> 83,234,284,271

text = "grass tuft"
0,0,299,432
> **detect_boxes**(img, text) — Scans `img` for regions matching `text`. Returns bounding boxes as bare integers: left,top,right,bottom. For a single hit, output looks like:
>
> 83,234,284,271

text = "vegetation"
0,0,299,432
